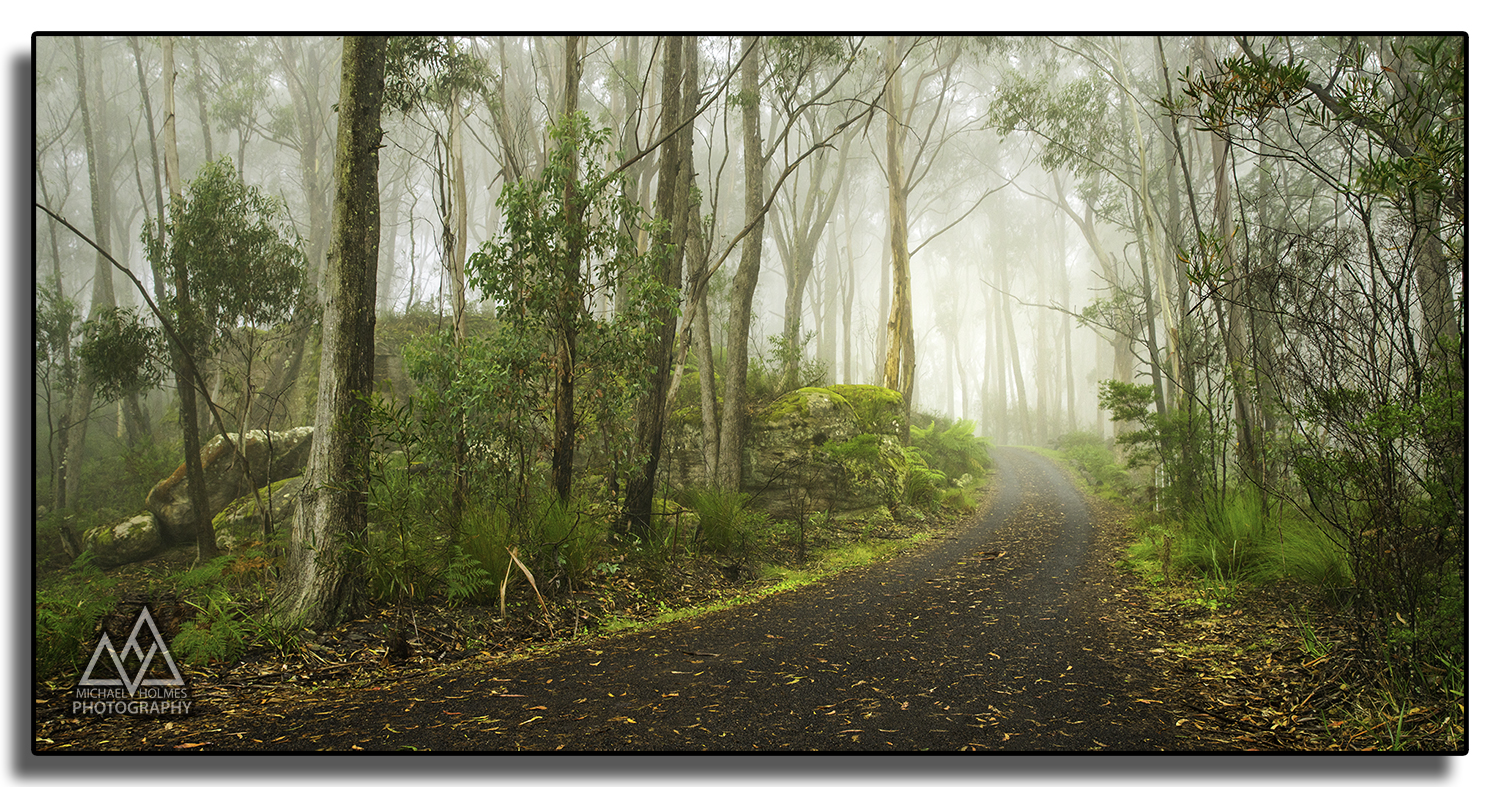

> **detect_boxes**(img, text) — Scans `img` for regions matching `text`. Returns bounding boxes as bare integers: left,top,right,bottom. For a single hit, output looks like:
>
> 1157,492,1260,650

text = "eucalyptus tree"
34,44,84,511
618,35,699,535
243,36,340,429
1180,34,1466,680
879,36,1006,441
765,37,857,389
716,35,769,492
686,35,878,491
281,34,389,630
140,159,308,555
991,37,1199,459
57,35,121,511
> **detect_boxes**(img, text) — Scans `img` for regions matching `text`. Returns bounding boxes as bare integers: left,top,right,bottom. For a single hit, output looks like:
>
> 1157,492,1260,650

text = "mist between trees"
35,35,1463,727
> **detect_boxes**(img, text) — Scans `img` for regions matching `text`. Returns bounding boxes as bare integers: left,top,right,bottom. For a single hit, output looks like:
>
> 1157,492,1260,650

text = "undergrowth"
1058,428,1461,751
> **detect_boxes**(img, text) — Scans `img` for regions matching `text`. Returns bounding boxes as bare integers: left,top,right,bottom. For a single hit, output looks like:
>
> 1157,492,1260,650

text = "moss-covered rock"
213,475,305,550
827,384,905,437
83,513,165,567
147,427,314,543
662,386,911,521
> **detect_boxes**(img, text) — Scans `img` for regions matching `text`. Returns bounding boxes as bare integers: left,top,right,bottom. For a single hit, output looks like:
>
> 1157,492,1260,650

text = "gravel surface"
38,448,1190,752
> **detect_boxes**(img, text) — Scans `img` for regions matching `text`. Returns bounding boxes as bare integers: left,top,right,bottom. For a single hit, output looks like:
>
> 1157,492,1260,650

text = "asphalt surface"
162,447,1180,752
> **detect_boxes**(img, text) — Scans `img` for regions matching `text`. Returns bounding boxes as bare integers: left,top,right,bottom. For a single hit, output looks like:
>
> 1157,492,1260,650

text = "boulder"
665,386,909,521
213,475,307,550
83,513,166,567
826,384,905,437
147,427,314,543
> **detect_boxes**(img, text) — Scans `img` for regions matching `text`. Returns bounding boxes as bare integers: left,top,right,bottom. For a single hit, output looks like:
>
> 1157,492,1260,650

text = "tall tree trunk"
444,37,470,341
688,182,720,483
441,38,472,520
35,139,75,513
1209,118,1263,493
841,214,855,385
160,35,219,560
998,255,1032,445
716,36,765,492
282,34,387,629
1156,36,1205,492
623,35,692,534
551,35,584,504
1033,314,1049,441
256,37,333,430
814,231,832,371
62,36,119,511
993,285,1009,443
781,139,848,387
982,287,997,439
881,36,916,444
875,238,890,379
188,39,214,163
377,180,399,313
1055,210,1077,433
1380,37,1458,357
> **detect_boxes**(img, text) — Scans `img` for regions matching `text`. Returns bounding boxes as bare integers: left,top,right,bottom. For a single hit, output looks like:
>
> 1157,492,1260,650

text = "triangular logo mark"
77,606,184,695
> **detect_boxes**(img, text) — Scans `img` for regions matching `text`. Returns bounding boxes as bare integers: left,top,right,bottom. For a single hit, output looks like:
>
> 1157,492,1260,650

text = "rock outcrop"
146,427,314,543
82,513,165,568
666,385,909,520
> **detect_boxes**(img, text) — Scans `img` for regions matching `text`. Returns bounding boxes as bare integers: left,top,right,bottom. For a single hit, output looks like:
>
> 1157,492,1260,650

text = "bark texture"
880,37,916,444
551,35,583,503
716,36,765,492
623,35,692,533
282,35,387,629
159,35,220,560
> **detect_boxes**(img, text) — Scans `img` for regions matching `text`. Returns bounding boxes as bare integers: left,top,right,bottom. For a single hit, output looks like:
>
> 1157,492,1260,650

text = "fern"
172,589,248,665
911,419,992,481
444,546,495,604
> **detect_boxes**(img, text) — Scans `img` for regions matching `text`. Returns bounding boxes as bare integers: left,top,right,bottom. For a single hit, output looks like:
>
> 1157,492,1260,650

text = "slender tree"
59,36,118,510
622,35,693,534
281,34,387,629
716,36,766,492
161,34,216,559
880,36,917,444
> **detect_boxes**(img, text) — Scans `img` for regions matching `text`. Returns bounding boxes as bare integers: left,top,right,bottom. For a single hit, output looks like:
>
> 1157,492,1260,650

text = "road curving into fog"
54,448,1183,751
196,447,1181,751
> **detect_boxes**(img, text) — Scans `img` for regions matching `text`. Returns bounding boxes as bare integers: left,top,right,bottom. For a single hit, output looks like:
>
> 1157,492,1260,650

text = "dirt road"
41,448,1185,751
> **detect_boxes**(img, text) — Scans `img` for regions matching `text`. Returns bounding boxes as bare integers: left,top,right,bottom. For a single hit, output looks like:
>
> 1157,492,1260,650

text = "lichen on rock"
82,513,165,567
213,475,307,550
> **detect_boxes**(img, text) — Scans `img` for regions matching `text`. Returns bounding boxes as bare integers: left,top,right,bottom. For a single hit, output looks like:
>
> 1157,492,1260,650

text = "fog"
29,36,1468,745
34,34,1464,503
38,37,1114,440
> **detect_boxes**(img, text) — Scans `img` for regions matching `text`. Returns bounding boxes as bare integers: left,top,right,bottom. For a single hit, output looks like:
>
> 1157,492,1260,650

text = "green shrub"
903,448,945,509
1057,431,1131,495
172,588,249,666
35,570,120,680
1160,490,1351,592
1176,492,1270,580
1246,518,1350,589
366,521,442,604
448,503,519,605
523,494,609,588
679,487,763,558
444,546,496,604
910,418,992,481
940,486,978,513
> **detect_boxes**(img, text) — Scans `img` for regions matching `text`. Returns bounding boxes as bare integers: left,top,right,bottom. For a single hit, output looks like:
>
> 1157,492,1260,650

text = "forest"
33,35,1464,751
